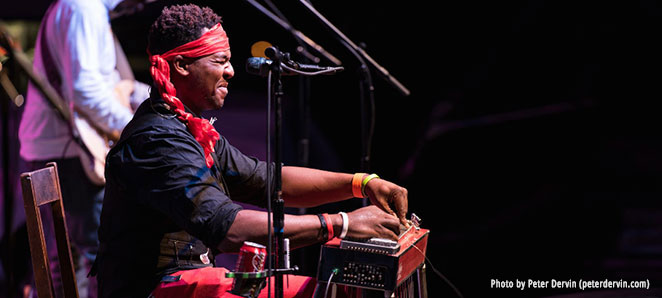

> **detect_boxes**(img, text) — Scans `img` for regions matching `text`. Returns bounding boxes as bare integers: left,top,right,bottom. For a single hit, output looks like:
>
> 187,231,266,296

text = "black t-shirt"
96,97,271,298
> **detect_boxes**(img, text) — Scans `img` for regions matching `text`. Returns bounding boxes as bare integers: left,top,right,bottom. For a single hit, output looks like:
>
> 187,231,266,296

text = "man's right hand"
346,205,400,241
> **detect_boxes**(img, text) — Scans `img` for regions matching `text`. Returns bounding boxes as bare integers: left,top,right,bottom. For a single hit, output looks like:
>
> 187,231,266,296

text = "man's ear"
171,55,190,76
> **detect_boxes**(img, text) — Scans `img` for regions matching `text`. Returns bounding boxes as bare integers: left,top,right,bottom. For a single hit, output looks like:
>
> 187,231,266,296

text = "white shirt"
19,0,148,161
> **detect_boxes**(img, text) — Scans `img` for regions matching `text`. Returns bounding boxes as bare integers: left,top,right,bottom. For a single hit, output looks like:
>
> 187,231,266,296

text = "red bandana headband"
149,23,230,168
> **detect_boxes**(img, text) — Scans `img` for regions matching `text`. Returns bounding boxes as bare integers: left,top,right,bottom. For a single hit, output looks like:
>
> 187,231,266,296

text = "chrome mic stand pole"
267,47,286,298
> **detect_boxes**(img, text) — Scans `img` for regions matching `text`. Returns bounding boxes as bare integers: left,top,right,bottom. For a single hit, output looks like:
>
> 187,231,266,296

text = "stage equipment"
317,214,429,298
245,44,342,298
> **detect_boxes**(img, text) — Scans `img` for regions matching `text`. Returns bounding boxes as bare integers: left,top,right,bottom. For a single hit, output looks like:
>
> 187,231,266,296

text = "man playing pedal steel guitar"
18,0,157,296
94,4,409,298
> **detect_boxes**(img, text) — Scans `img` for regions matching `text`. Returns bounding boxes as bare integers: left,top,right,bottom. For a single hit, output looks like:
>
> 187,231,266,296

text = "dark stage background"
3,0,662,297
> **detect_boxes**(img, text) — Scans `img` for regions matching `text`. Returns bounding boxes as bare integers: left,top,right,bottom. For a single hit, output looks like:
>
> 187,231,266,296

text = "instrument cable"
323,268,338,298
412,245,464,298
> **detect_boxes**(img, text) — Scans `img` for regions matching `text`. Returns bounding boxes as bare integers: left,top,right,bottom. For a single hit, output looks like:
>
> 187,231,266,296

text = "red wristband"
321,213,334,241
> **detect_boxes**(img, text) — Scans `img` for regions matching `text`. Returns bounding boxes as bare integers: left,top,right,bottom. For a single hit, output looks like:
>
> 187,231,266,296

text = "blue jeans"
27,158,103,298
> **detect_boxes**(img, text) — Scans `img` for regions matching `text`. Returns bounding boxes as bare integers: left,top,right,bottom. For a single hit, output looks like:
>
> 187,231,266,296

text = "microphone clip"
247,45,344,77
264,47,286,69
264,46,301,74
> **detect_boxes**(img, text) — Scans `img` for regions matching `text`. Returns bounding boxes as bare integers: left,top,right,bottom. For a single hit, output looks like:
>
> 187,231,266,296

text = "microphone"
264,46,284,61
251,42,287,62
246,57,343,77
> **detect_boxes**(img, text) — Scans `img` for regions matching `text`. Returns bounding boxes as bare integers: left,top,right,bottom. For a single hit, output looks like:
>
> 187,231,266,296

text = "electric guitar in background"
0,23,119,185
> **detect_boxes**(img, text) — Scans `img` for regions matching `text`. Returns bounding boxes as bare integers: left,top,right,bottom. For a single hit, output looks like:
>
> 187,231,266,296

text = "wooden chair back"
20,162,79,298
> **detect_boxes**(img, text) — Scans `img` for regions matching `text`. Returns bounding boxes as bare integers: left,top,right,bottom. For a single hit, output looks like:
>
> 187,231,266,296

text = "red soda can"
235,241,267,272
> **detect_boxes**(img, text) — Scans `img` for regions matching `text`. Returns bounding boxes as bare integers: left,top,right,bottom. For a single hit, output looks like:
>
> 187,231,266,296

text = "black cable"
338,39,375,174
412,245,464,298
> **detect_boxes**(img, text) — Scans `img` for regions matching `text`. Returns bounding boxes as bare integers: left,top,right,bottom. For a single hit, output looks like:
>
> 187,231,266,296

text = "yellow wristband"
352,173,367,198
361,174,380,198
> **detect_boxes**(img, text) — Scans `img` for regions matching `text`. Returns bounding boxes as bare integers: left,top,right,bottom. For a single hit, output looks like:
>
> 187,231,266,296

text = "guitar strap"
39,6,62,98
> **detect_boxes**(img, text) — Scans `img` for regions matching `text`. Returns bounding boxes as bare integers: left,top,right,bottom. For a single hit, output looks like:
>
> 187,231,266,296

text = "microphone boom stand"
242,0,342,173
297,1,411,173
242,0,341,66
297,0,409,97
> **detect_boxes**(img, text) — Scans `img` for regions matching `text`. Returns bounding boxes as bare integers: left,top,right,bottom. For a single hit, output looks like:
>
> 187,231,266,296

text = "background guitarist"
17,0,158,297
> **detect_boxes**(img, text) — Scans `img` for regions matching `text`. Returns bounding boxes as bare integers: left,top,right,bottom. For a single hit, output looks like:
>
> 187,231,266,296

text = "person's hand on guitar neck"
114,79,135,110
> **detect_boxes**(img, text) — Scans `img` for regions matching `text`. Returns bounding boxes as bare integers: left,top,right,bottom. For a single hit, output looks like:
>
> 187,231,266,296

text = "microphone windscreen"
246,57,271,77
250,41,272,58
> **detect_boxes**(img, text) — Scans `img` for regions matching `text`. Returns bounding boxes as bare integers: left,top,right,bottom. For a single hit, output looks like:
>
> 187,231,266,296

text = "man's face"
181,50,234,114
